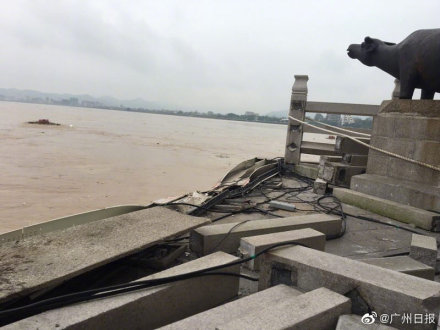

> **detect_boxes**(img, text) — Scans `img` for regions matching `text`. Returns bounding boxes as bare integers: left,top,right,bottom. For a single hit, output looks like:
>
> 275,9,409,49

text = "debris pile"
27,119,60,125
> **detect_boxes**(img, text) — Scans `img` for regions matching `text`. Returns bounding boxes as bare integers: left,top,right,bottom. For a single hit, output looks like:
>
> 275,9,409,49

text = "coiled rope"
289,115,440,172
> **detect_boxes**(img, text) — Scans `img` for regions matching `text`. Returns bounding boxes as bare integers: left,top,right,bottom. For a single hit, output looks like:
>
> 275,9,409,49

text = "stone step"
190,214,342,255
161,284,302,329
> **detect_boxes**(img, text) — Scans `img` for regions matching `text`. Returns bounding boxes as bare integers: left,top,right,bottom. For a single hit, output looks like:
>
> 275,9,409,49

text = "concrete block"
379,99,410,114
0,207,210,305
365,151,389,177
239,228,325,271
363,100,440,212
333,164,366,188
378,99,440,117
293,163,318,179
342,154,368,166
313,178,327,195
372,113,396,137
318,161,335,181
336,314,398,329
334,187,440,231
367,136,439,185
387,157,435,187
190,214,342,255
351,174,440,213
321,155,344,163
5,252,240,330
319,161,366,187
238,267,259,296
414,140,440,168
394,115,440,141
409,100,440,116
259,246,440,329
370,136,416,159
335,136,370,154
161,284,302,329
300,141,340,156
410,234,438,269
360,256,435,280
217,287,351,330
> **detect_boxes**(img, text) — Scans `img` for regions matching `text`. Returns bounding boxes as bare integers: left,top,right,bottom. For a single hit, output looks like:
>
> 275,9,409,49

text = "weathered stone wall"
368,100,440,186
351,100,440,212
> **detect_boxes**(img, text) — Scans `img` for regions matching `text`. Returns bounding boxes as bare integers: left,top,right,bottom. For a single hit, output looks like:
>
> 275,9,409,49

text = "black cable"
345,213,426,234
0,272,258,322
205,220,252,254
213,180,312,222
310,194,426,236
163,236,190,243
305,193,426,235
160,170,422,265
212,212,235,222
251,207,284,218
316,195,347,238
208,177,347,240
199,183,317,254
208,175,315,236
0,242,305,320
164,161,308,219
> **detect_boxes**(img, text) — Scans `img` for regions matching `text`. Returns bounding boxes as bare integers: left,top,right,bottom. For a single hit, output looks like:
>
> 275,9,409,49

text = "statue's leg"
399,71,416,99
421,89,435,100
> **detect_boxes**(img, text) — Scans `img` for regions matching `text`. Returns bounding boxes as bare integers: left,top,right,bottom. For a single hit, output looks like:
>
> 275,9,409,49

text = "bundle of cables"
0,241,307,324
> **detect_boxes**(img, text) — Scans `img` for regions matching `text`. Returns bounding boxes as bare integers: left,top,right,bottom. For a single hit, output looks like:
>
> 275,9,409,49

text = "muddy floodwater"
0,101,331,233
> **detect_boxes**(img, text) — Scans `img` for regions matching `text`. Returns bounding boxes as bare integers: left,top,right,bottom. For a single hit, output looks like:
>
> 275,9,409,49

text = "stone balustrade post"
284,75,309,165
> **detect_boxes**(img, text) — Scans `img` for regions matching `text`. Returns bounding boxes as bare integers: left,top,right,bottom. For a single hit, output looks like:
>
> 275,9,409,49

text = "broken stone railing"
284,75,399,165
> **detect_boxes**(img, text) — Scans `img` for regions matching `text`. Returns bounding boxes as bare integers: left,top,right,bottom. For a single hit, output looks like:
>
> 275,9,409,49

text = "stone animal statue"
347,29,440,99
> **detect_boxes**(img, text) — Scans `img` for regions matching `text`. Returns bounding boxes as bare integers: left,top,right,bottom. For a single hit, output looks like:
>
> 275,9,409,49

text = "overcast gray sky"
1,1,439,113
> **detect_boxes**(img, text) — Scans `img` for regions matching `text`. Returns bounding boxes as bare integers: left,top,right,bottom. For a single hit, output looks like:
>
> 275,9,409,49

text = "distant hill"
0,88,161,110
266,110,288,118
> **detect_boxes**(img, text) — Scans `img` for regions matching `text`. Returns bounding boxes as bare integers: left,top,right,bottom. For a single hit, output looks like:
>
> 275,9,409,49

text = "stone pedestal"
351,100,440,212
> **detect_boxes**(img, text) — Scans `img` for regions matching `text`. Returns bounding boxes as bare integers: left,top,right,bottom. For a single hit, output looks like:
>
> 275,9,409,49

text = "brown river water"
0,101,330,233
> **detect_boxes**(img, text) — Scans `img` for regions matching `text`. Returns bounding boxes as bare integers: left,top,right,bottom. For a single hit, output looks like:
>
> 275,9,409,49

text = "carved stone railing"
284,75,390,165
285,75,309,164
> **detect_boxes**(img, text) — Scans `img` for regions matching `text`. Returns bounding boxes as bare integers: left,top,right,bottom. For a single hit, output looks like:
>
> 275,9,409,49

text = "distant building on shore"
341,114,355,126
326,114,341,126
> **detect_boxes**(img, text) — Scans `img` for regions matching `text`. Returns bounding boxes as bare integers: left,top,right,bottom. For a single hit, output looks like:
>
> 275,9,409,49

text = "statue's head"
347,37,396,66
